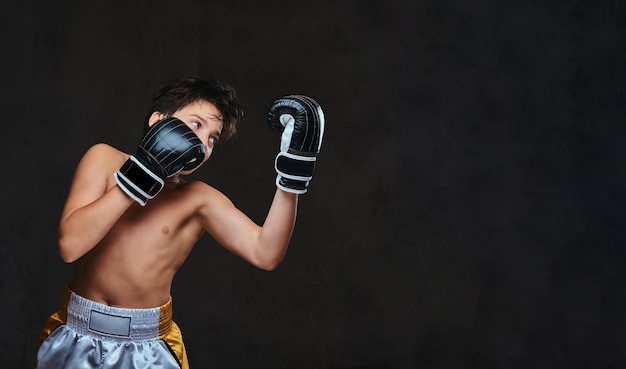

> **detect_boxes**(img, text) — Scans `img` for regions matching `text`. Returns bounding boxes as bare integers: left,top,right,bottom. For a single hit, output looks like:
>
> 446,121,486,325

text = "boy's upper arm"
196,185,261,258
60,144,118,222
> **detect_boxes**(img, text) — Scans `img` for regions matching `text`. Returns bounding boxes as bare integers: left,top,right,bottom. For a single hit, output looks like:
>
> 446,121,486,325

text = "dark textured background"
1,1,625,368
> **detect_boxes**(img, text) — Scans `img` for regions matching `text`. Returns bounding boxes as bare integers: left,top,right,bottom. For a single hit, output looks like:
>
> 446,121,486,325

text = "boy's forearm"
256,189,298,270
57,186,133,263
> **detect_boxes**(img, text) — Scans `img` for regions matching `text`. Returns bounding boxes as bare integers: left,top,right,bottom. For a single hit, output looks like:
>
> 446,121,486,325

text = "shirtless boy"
35,76,325,369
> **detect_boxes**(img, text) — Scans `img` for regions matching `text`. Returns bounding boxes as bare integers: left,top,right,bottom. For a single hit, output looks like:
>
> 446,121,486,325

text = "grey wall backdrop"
1,0,625,368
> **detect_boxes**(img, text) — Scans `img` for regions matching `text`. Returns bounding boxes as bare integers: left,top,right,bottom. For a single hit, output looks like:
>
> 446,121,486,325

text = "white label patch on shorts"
88,310,131,337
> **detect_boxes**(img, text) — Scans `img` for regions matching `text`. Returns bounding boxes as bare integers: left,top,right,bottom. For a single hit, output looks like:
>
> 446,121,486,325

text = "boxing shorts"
36,287,189,369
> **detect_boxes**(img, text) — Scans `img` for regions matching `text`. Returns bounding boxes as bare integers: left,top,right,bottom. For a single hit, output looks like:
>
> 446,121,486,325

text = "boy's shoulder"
178,179,229,202
86,142,126,157
72,143,128,180
80,143,127,165
163,179,234,216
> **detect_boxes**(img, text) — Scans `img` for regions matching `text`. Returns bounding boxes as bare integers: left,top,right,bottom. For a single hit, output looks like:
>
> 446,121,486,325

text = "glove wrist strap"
114,156,164,206
275,151,316,181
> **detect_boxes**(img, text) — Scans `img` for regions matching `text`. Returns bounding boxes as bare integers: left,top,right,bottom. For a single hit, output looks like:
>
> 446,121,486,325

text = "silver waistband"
65,292,163,342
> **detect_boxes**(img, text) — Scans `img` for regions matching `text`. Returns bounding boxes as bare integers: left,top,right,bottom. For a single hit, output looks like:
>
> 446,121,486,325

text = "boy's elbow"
246,239,289,271
59,250,77,264
57,235,79,263
254,255,284,272
259,261,280,272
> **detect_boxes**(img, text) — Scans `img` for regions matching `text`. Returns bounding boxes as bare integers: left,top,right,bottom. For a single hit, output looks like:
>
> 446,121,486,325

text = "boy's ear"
147,112,165,127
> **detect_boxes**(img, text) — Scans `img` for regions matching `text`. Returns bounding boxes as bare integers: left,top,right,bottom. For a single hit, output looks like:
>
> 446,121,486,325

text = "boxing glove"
114,117,206,205
267,95,325,194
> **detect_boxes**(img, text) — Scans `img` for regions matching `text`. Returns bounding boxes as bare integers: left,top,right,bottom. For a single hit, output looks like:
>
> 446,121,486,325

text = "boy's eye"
191,121,201,128
209,137,217,145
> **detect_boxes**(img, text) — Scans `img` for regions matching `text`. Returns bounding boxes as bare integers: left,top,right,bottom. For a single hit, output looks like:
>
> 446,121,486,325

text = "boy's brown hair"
145,76,244,142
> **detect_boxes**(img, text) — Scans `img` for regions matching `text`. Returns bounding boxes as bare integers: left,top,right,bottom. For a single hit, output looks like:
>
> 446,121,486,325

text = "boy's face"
148,99,224,174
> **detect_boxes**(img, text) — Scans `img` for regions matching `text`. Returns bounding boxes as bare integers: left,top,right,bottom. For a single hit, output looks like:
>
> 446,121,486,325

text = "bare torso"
69,149,211,308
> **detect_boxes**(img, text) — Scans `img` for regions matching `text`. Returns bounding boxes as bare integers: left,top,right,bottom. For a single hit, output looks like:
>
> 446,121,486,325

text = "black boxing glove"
267,95,325,194
114,117,206,205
